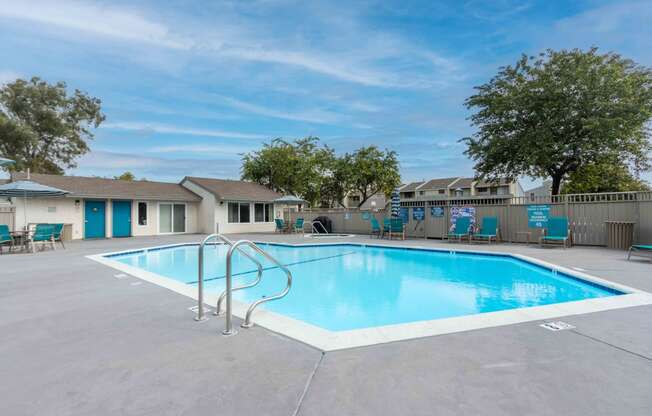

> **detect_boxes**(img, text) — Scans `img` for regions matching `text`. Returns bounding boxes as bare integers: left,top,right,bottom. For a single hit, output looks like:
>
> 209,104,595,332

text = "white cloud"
0,0,192,49
103,121,269,140
148,144,256,155
215,95,343,124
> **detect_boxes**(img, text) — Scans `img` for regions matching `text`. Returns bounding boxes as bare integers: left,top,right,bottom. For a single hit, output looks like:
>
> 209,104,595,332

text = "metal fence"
290,191,652,246
0,205,15,230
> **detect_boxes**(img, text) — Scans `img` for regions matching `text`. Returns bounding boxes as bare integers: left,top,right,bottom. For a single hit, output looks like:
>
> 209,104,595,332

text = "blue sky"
1,0,651,188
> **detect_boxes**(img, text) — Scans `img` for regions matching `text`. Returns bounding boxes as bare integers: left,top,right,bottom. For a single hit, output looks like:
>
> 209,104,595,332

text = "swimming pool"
104,242,623,332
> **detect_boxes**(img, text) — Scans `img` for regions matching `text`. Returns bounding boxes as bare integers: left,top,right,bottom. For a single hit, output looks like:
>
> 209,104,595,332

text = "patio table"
10,230,31,252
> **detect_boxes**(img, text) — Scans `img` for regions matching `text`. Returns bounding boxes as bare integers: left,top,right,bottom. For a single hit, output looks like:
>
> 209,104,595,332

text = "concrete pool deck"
2,233,652,415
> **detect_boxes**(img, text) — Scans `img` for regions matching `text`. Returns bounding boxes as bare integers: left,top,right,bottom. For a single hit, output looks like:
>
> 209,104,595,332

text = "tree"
241,139,401,208
462,48,652,195
563,159,650,194
345,146,400,207
114,171,135,181
0,77,105,174
241,137,336,206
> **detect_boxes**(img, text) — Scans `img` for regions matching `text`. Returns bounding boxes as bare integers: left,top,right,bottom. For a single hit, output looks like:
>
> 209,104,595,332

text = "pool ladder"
311,220,329,234
195,234,292,335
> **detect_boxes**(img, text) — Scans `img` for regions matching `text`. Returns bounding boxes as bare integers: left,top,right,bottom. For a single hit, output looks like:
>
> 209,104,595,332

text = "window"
490,187,498,195
438,189,445,194
228,202,252,223
254,203,273,222
477,187,487,193
419,191,425,196
159,203,185,233
138,202,147,226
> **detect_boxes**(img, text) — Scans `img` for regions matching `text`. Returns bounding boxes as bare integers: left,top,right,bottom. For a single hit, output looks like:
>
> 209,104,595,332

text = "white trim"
87,241,652,352
253,202,274,224
227,201,252,224
157,202,187,234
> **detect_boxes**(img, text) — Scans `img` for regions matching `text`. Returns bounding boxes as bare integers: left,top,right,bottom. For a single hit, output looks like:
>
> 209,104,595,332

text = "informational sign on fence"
527,204,550,228
399,207,409,223
361,212,371,220
412,207,425,221
450,207,475,231
344,212,352,220
430,206,444,217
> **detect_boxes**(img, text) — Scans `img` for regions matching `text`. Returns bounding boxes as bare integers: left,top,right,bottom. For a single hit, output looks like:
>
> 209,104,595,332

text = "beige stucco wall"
13,197,84,239
13,197,198,239
180,181,216,234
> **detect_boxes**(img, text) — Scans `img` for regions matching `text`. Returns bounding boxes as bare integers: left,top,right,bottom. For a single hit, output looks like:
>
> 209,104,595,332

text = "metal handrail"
311,220,328,234
224,240,292,333
195,233,263,322
213,238,263,317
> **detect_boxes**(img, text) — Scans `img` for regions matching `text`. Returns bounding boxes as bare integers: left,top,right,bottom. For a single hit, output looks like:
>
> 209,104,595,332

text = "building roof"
10,173,200,201
183,177,281,202
452,177,474,188
418,177,459,190
475,177,512,187
400,181,425,192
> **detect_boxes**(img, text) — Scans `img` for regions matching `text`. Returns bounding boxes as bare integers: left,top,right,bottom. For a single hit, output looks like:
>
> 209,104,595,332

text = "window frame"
228,202,253,224
137,201,148,227
253,202,274,223
158,202,187,234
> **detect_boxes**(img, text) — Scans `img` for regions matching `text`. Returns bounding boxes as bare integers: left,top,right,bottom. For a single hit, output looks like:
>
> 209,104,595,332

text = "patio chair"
293,218,304,234
29,224,55,252
627,245,652,261
0,224,14,254
52,223,65,249
540,217,571,248
275,218,287,233
447,217,471,243
382,218,391,238
370,217,382,239
388,218,405,240
472,216,499,244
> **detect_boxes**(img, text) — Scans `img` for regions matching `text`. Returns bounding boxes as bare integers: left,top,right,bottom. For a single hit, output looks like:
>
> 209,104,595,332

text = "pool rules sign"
527,205,550,228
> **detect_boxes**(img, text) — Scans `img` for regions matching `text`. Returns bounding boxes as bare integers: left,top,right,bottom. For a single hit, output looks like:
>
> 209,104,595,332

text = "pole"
223,245,235,335
195,239,207,321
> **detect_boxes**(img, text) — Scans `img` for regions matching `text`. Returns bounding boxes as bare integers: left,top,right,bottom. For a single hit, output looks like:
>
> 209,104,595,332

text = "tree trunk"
551,174,563,195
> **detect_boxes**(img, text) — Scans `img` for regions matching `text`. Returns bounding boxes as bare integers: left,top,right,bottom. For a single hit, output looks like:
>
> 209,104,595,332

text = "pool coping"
86,240,652,351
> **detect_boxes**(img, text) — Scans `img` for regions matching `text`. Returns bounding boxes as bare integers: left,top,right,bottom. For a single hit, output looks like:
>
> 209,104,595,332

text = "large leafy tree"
345,146,400,207
241,137,336,206
563,158,650,194
241,139,400,208
462,48,652,195
0,77,105,174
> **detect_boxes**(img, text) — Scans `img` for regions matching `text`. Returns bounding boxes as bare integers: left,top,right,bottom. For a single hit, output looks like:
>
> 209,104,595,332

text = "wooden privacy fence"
0,205,15,230
289,191,652,246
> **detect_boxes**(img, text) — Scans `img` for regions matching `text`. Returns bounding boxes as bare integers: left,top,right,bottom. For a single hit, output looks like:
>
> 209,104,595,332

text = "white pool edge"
87,241,652,351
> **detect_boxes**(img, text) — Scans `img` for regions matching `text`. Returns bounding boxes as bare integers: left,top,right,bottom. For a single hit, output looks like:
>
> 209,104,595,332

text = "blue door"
84,200,106,239
112,200,132,238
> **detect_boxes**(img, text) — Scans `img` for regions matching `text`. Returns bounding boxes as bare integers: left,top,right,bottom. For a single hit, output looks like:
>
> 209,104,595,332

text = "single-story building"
7,173,202,239
180,177,283,234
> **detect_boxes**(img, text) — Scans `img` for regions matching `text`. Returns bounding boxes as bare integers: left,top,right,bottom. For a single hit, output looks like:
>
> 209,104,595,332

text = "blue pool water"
109,243,621,331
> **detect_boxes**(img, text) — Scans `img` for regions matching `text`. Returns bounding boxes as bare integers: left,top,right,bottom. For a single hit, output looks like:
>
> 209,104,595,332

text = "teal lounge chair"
275,218,287,233
627,245,652,261
29,224,55,252
370,217,382,238
540,217,571,248
293,218,304,234
388,218,405,240
382,218,391,238
472,216,499,244
0,224,14,254
448,216,471,242
52,223,65,249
